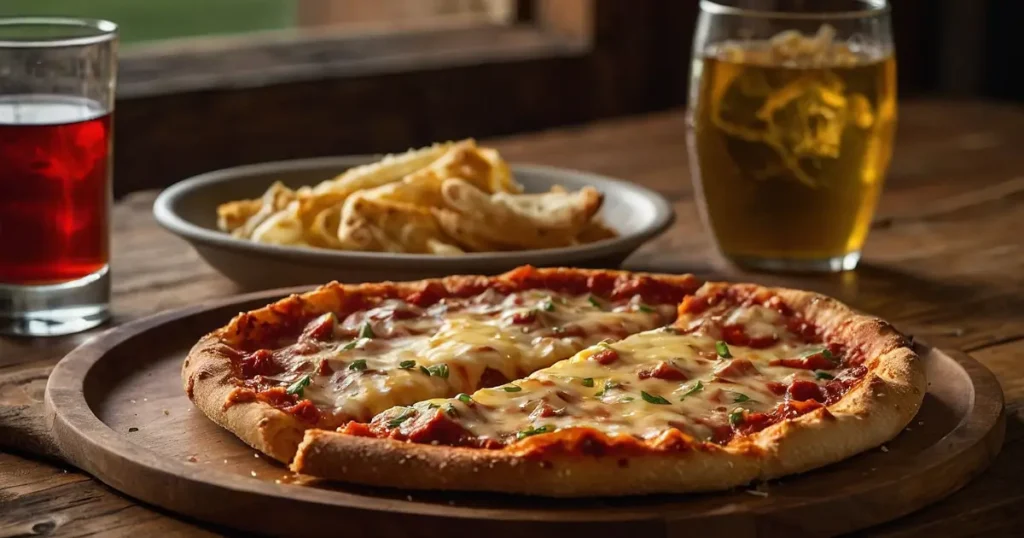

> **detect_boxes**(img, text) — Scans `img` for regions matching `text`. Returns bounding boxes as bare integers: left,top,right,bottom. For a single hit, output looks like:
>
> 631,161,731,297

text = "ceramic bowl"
153,156,674,289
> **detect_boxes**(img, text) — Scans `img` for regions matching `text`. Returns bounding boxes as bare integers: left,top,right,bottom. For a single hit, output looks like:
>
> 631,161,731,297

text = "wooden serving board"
8,288,1006,537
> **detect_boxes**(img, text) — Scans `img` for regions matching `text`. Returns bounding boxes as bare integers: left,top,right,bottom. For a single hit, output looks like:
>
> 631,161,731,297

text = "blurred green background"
0,0,296,45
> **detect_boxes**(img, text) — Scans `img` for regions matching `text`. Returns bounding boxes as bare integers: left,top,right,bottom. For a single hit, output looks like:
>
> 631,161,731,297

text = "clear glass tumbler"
687,1,896,273
0,18,117,336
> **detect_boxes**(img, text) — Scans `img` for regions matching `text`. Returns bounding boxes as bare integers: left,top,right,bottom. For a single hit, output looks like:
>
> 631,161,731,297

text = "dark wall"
984,1,1024,101
894,0,1020,101
890,0,943,96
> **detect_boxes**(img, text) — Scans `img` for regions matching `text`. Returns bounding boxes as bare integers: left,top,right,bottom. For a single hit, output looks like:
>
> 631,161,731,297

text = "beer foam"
711,25,884,68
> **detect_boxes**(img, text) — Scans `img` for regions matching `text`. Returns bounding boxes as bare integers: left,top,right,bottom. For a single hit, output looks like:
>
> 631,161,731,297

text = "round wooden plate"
44,288,1005,538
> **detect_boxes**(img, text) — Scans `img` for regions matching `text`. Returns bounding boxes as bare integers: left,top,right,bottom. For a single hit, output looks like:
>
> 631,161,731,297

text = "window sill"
118,24,589,99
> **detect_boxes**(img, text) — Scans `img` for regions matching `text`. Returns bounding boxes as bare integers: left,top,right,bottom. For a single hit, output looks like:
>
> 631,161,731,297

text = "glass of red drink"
0,18,117,336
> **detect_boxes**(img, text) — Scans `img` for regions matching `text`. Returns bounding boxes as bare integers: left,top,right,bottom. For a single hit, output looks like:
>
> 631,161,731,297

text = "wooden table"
1,100,1022,537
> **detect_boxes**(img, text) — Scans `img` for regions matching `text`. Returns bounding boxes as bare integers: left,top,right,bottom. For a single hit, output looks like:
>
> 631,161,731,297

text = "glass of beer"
687,1,896,272
0,18,117,336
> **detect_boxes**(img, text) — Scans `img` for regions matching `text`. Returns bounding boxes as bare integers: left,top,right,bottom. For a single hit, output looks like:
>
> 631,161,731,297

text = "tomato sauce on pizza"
343,283,871,451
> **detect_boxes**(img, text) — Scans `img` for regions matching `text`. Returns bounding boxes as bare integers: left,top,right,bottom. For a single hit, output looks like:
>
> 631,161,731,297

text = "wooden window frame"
117,1,593,99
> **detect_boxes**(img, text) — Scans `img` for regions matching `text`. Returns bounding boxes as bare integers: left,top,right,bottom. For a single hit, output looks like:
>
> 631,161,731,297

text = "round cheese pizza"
183,266,924,496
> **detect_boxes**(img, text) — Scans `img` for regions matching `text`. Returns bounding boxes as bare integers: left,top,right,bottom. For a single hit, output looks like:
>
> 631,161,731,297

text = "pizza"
184,266,699,463
184,267,925,496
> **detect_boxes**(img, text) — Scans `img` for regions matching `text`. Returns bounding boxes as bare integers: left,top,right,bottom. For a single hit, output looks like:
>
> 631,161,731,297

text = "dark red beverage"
0,96,110,285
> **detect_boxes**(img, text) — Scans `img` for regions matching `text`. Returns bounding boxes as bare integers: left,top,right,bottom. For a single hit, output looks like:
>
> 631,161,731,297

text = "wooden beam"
533,0,594,45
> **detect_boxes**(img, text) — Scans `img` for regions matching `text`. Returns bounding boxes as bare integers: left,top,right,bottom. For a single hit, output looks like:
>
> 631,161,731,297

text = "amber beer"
689,32,897,268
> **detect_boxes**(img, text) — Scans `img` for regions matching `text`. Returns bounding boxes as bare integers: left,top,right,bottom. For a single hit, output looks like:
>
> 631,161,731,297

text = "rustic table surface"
1,100,1022,537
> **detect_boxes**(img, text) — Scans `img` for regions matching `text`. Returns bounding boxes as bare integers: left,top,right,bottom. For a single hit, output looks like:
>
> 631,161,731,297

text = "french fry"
312,141,454,196
432,207,507,252
338,196,463,254
249,201,307,246
217,198,262,235
229,182,298,239
363,171,446,207
363,141,520,207
307,205,345,249
438,179,600,250
492,187,602,230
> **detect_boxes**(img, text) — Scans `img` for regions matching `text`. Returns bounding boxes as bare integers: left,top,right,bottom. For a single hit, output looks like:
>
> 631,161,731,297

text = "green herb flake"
815,371,835,380
516,425,554,440
443,403,459,417
502,385,522,393
358,321,375,339
341,339,362,351
729,408,745,425
399,360,416,369
661,326,682,335
595,379,619,397
286,374,312,397
581,377,595,388
456,393,472,404
641,391,671,405
387,409,414,428
541,297,556,312
348,359,368,371
681,380,704,399
731,392,751,403
419,366,431,376
427,402,440,409
619,396,635,403
715,340,733,358
803,347,836,362
636,304,654,313
588,295,602,308
427,363,450,379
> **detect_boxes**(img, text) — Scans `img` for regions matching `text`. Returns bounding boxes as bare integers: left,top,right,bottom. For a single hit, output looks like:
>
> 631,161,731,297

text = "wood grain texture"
1,100,1023,536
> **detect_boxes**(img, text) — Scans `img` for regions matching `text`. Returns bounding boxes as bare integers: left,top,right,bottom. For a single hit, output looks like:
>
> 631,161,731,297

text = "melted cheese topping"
724,305,785,340
266,290,674,419
386,309,846,445
430,330,819,442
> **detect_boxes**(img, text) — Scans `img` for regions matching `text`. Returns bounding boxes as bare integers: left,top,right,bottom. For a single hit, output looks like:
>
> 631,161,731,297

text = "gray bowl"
153,156,674,289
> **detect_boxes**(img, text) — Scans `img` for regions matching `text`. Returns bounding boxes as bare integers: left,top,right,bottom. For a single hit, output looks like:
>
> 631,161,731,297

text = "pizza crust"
183,335,310,462
183,267,700,465
293,429,763,496
754,289,925,481
288,285,926,496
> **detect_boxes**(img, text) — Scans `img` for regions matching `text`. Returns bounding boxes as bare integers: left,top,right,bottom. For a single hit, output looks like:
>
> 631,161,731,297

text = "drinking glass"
0,18,117,336
687,1,896,272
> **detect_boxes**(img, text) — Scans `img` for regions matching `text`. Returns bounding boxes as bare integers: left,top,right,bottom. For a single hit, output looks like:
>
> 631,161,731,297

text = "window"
0,0,516,48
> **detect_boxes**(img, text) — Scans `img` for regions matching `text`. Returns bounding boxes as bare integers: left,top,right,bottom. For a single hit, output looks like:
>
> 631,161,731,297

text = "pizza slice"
291,282,925,496
183,266,700,462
